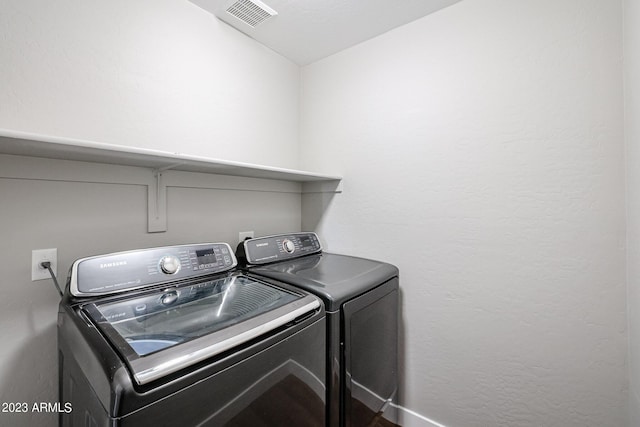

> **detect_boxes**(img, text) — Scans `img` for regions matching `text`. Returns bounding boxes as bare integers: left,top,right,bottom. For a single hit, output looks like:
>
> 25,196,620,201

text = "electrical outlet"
32,248,57,281
238,231,254,244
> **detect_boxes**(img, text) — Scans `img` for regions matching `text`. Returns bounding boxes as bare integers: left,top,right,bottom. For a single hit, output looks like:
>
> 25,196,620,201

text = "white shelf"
0,128,342,183
0,129,341,233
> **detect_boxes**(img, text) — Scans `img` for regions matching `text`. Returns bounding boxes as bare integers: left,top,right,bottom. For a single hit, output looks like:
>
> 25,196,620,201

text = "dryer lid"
248,253,398,311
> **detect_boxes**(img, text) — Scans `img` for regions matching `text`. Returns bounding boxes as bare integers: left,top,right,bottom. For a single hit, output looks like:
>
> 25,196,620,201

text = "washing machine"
236,232,399,427
58,242,326,426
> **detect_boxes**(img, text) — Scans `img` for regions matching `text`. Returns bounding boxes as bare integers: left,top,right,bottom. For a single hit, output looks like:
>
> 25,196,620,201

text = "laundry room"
0,0,638,426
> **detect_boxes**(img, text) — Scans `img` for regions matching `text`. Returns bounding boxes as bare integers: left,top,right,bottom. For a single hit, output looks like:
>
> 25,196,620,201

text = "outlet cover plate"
32,248,57,281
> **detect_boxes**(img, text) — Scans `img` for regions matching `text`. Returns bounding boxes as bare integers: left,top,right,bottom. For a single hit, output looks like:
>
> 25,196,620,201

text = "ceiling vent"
225,0,277,28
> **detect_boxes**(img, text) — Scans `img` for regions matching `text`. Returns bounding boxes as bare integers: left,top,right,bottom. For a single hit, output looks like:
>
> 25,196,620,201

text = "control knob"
159,255,181,275
282,239,296,254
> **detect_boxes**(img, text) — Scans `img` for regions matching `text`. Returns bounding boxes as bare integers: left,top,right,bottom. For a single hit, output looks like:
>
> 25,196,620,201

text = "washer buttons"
282,239,295,254
159,255,181,274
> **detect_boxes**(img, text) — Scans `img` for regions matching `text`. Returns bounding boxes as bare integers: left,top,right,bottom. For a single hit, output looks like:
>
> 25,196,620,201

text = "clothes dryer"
236,233,398,427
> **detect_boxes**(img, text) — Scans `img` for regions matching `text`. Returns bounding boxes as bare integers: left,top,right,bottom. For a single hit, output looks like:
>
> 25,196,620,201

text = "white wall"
625,0,640,425
301,1,627,426
0,0,300,169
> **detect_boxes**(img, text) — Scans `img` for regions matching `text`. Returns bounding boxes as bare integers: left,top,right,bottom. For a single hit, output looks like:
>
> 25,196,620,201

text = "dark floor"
226,374,325,426
226,374,400,427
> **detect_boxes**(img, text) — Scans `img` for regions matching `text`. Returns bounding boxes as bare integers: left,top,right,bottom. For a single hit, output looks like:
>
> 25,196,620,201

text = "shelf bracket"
148,169,168,233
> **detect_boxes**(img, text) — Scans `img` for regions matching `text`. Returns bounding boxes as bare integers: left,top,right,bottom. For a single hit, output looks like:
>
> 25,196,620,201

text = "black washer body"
58,243,326,427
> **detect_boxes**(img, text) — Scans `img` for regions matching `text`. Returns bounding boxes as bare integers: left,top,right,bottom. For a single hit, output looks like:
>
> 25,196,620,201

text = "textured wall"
0,0,300,169
625,0,640,425
301,0,627,425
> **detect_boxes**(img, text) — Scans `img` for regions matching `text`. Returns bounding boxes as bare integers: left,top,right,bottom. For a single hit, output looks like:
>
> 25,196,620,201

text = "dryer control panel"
70,243,237,297
240,232,322,265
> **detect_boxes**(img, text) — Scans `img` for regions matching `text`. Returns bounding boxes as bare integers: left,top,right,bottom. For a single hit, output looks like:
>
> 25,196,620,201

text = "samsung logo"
256,243,269,247
100,261,128,269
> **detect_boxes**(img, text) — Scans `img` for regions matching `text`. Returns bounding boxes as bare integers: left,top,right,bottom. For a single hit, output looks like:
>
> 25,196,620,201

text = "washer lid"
248,253,398,311
82,274,320,385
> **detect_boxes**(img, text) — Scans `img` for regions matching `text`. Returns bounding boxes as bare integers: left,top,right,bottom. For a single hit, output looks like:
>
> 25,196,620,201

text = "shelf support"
148,169,168,233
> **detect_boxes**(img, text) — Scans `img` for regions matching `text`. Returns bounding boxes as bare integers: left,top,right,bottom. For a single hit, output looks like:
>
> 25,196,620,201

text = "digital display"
195,248,217,266
300,236,314,248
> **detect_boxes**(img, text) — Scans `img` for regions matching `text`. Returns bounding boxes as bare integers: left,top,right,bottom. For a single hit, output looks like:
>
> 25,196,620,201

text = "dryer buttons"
282,239,296,254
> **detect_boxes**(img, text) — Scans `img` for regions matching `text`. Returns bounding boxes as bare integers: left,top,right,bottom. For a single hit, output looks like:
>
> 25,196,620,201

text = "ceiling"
189,0,463,65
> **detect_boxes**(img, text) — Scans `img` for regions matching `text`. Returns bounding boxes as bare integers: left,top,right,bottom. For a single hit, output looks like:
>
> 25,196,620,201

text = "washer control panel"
242,232,322,265
70,243,237,297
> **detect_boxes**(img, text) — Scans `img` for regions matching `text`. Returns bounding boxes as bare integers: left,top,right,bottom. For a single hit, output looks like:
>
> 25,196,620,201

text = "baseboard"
349,378,447,427
392,404,448,427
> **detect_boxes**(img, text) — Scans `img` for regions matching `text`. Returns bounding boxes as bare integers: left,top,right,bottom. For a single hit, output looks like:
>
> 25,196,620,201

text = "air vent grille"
226,0,277,28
